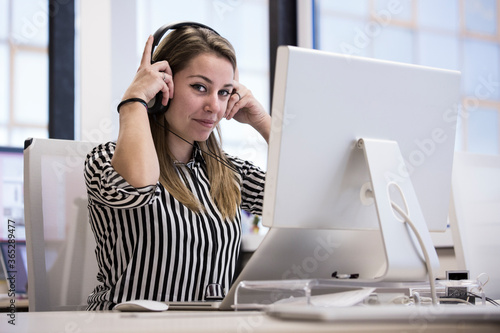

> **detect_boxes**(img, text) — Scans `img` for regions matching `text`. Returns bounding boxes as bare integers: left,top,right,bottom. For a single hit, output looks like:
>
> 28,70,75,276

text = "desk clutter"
233,278,496,310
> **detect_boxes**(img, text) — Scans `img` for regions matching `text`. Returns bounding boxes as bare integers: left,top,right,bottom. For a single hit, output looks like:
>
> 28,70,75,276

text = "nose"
204,92,221,114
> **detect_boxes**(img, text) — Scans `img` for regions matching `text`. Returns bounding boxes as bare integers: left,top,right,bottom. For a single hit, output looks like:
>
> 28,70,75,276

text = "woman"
84,24,270,310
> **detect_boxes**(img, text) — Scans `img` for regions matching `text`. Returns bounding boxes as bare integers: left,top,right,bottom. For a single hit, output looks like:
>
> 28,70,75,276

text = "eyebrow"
188,74,233,89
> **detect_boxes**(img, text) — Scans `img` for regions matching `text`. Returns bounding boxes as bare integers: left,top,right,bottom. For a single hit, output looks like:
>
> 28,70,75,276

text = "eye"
191,84,207,92
219,89,231,97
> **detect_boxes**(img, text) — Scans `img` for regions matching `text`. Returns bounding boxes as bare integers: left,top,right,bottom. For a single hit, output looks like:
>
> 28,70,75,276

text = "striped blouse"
84,141,265,310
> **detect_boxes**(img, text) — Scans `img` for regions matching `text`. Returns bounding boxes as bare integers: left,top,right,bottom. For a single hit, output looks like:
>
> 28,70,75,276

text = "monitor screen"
0,147,24,240
0,241,28,295
263,46,460,233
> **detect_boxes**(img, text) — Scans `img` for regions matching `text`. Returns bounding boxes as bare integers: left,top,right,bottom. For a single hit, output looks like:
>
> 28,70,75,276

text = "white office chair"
449,151,500,300
24,138,99,311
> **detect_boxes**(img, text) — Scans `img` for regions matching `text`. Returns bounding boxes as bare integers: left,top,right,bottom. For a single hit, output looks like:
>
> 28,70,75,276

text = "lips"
194,119,216,128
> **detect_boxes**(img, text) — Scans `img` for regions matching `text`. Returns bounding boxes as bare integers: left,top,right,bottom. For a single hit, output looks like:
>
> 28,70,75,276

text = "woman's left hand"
225,81,271,143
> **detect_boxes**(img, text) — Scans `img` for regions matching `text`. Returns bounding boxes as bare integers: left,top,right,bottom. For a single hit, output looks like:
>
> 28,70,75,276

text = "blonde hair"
150,26,241,220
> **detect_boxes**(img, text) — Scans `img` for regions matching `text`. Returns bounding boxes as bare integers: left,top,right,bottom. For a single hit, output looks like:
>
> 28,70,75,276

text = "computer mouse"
113,299,169,312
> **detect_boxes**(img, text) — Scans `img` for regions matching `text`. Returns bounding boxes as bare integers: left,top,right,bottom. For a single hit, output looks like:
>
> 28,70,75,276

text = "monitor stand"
357,138,439,282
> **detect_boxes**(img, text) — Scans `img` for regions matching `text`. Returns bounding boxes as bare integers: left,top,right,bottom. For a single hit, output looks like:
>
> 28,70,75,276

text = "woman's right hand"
112,35,169,188
122,35,174,106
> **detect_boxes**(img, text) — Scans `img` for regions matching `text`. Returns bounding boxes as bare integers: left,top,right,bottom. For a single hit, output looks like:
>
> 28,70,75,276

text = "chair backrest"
449,151,500,300
24,138,99,311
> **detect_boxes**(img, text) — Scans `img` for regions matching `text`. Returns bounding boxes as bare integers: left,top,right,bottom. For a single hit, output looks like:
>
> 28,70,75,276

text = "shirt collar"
196,142,207,159
183,142,205,169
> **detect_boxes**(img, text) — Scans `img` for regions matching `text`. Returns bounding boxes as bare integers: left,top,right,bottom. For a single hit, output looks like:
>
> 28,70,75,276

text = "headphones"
147,21,221,115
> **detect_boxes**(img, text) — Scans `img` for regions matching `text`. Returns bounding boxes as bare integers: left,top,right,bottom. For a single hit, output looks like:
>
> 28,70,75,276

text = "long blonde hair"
150,26,241,220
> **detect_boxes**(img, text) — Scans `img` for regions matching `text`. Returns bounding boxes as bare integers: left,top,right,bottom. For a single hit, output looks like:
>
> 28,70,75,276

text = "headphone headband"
148,21,221,115
151,21,220,62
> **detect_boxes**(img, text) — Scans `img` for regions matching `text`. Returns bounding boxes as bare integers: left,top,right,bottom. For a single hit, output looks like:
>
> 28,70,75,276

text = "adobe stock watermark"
281,234,340,280
57,310,97,333
231,107,296,163
269,108,297,138
11,0,72,44
408,305,448,333
5,220,17,326
339,0,403,61
386,73,499,183
51,117,115,182
232,132,267,163
236,313,265,333
235,234,340,332
213,0,243,20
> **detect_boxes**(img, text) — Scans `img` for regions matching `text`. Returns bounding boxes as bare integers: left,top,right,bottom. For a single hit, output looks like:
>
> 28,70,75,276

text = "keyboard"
266,304,500,323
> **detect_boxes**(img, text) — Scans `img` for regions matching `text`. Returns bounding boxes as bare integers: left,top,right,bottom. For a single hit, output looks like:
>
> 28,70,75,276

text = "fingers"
225,93,240,120
160,71,174,105
225,81,267,126
140,35,172,76
140,35,154,67
154,62,174,100
225,81,241,119
132,36,174,104
226,88,249,121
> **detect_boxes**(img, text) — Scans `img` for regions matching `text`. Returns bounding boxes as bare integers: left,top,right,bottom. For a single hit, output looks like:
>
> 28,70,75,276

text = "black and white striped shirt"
84,141,265,310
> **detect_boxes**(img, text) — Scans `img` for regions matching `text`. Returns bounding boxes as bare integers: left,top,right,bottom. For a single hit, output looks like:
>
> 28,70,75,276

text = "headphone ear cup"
147,91,169,115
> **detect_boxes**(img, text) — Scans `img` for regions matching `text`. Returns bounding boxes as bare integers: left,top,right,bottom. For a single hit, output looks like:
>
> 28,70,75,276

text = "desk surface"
3,308,500,333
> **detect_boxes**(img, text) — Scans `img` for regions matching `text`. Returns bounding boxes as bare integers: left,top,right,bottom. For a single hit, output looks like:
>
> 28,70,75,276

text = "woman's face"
165,53,234,144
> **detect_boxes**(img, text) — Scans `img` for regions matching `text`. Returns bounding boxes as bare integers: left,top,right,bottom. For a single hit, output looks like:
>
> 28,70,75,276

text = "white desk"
3,309,500,333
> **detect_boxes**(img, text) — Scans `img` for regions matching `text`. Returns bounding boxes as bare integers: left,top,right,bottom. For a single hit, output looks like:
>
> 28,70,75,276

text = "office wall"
79,0,140,143
79,0,113,142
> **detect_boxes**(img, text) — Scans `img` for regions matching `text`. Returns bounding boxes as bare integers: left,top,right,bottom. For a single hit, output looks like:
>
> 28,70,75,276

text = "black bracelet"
117,98,148,113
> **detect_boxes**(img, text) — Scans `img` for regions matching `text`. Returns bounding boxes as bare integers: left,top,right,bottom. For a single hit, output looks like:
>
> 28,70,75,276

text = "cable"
152,115,240,173
362,185,437,306
439,297,475,305
468,292,500,306
475,273,490,293
390,200,438,306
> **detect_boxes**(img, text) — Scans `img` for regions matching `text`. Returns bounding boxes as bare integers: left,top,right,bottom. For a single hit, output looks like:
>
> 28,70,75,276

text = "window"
314,0,500,155
0,0,49,147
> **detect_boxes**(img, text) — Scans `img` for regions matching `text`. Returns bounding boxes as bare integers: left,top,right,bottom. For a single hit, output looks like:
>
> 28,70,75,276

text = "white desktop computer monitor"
262,46,461,282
